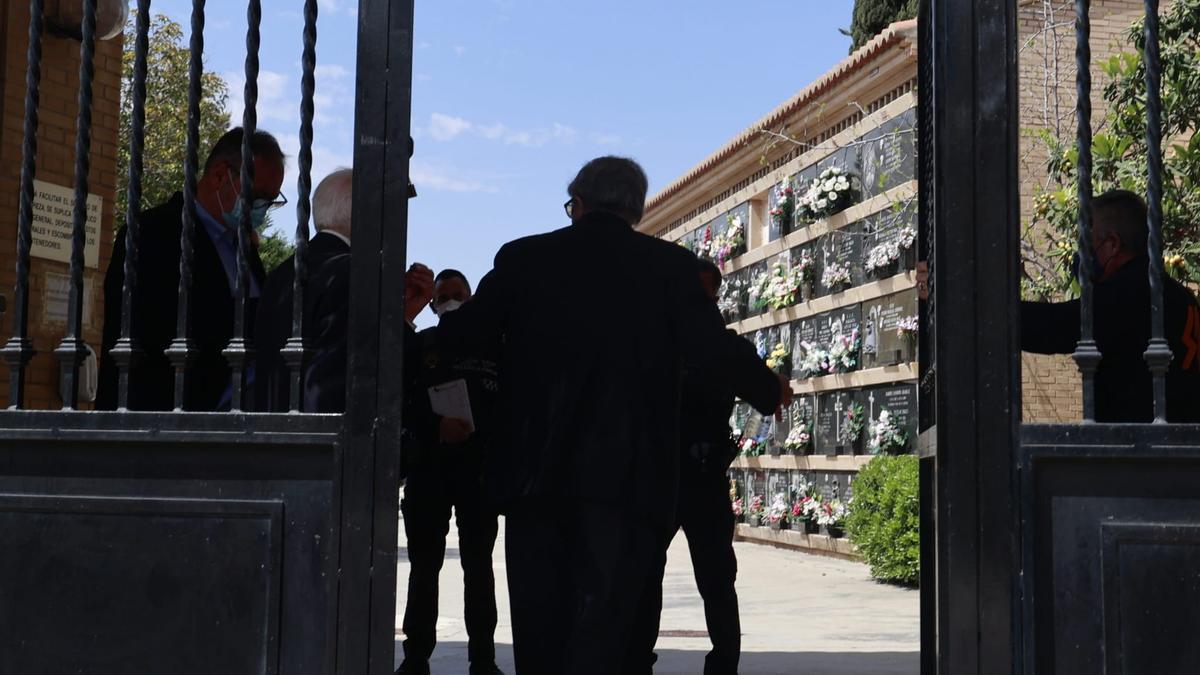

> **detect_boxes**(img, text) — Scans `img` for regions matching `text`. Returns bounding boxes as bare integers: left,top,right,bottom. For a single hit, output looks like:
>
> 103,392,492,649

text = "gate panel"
1022,426,1200,673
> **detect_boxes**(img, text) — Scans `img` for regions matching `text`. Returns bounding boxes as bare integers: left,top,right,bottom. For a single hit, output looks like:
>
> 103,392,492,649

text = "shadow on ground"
396,641,919,675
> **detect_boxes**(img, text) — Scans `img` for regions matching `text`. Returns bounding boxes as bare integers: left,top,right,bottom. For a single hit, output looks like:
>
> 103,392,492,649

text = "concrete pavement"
394,516,919,675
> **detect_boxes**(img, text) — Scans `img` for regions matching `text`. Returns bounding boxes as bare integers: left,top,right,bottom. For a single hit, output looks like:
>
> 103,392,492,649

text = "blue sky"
141,0,855,325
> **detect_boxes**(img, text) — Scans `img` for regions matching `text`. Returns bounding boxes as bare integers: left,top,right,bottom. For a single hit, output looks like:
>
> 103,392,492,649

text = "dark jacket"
1022,257,1200,422
97,192,266,411
679,353,743,476
255,232,351,413
402,324,501,476
435,212,782,525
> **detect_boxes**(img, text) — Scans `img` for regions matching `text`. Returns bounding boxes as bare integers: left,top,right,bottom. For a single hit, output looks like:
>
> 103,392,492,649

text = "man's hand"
405,263,434,323
916,260,929,301
775,373,794,420
438,417,472,444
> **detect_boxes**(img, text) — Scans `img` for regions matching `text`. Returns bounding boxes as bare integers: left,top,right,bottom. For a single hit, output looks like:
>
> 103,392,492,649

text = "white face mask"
435,299,463,316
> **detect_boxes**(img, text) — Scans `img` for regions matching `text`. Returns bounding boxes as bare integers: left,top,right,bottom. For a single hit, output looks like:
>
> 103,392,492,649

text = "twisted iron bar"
2,0,45,409
283,0,319,412
1141,0,1171,422
224,0,263,411
55,0,99,410
112,0,153,411
1070,0,1101,422
167,0,206,411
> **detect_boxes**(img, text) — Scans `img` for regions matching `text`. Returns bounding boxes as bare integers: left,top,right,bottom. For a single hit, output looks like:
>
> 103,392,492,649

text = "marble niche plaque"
745,260,770,316
790,318,819,381
816,223,864,296
815,389,864,456
784,394,817,455
767,176,789,242
863,383,919,454
766,470,789,500
859,108,917,199
748,469,767,499
861,289,919,368
789,470,810,501
863,199,918,280
789,240,820,302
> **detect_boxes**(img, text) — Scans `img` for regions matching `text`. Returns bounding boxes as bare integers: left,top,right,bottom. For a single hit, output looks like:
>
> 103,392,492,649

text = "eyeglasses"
252,192,288,211
564,198,574,219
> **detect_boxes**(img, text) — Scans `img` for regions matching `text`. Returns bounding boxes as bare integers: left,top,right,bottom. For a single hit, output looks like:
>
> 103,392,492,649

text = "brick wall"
1016,0,1150,423
0,0,122,409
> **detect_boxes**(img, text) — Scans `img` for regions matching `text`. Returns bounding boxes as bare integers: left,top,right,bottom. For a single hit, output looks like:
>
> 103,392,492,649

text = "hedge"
846,454,920,586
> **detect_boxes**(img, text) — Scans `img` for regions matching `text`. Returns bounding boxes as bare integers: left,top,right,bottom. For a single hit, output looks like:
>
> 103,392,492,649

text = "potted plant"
766,493,790,530
793,249,817,301
797,495,822,534
867,408,909,455
842,400,865,454
765,261,800,311
797,167,861,222
765,342,792,377
896,315,919,361
827,321,861,374
770,179,795,233
818,499,850,538
747,494,766,526
783,420,813,456
821,260,853,294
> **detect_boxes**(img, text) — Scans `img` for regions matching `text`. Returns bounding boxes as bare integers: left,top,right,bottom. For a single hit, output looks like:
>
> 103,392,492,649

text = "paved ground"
395,516,919,675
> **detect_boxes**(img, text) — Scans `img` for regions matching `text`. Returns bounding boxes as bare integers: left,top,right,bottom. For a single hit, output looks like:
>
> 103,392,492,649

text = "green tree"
256,213,295,274
844,0,917,52
1024,0,1200,298
116,12,231,224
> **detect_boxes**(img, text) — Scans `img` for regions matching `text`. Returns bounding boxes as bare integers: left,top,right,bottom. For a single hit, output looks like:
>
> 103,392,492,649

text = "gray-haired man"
435,156,789,674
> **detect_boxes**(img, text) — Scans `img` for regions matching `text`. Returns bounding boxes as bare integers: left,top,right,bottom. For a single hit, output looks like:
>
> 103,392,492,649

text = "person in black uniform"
1021,190,1200,422
396,269,505,675
434,157,788,675
98,127,283,411
624,258,754,675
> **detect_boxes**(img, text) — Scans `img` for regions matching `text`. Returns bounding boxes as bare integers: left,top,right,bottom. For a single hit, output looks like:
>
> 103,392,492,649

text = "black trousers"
400,466,499,665
505,499,658,675
627,469,741,675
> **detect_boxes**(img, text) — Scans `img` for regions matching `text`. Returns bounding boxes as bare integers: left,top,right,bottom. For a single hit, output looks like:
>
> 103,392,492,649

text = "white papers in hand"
428,379,475,432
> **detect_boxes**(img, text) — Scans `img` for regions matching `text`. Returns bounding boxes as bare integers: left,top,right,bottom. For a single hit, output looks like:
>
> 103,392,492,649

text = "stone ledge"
734,524,862,560
731,454,875,471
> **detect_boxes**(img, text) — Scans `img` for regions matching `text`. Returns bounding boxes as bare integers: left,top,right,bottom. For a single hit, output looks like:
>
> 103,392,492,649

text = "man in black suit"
436,157,790,675
626,258,756,675
98,127,284,411
254,168,433,413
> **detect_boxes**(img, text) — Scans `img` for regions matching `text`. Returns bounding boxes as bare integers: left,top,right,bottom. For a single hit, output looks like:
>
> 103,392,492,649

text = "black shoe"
468,664,505,675
395,660,430,675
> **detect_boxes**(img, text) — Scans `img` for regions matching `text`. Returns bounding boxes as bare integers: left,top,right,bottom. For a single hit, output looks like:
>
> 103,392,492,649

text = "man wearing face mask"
1020,189,1200,422
98,127,284,411
396,269,505,675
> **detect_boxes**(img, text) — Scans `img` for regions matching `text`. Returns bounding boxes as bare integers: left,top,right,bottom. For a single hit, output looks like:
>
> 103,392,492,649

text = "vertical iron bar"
54,0,99,410
1,0,44,409
166,0,206,410
1071,0,1101,421
282,0,318,413
1142,0,1171,422
111,0,153,411
224,0,262,412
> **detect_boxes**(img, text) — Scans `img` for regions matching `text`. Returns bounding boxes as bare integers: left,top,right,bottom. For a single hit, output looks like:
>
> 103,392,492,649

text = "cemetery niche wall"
638,22,919,560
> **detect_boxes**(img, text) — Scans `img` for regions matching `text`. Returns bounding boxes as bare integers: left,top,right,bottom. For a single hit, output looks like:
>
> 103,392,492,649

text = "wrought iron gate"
920,0,1200,673
0,1,414,673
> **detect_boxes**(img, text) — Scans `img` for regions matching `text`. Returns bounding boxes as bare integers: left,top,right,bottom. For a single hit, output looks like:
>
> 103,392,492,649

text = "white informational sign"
31,179,102,269
43,271,93,327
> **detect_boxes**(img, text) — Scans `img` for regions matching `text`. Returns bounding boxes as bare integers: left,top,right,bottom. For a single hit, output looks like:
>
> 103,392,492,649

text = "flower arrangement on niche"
771,179,795,232
867,407,909,455
731,497,745,518
747,494,766,525
766,493,791,529
798,167,860,223
864,226,917,277
765,342,792,376
842,400,865,445
783,419,813,455
821,260,853,291
717,275,745,322
827,320,861,374
797,341,830,379
896,314,919,353
747,271,771,314
816,499,850,537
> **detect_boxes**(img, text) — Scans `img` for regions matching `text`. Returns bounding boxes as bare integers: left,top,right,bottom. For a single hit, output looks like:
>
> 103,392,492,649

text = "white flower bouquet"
821,260,853,291
867,407,909,455
797,341,830,378
827,321,861,373
798,167,860,223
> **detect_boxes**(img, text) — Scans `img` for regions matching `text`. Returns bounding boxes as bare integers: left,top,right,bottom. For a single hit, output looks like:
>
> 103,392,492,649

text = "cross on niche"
834,396,844,441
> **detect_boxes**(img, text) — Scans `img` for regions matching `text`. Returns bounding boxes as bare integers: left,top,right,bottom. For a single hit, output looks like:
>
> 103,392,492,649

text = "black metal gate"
0,1,414,674
920,0,1200,673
